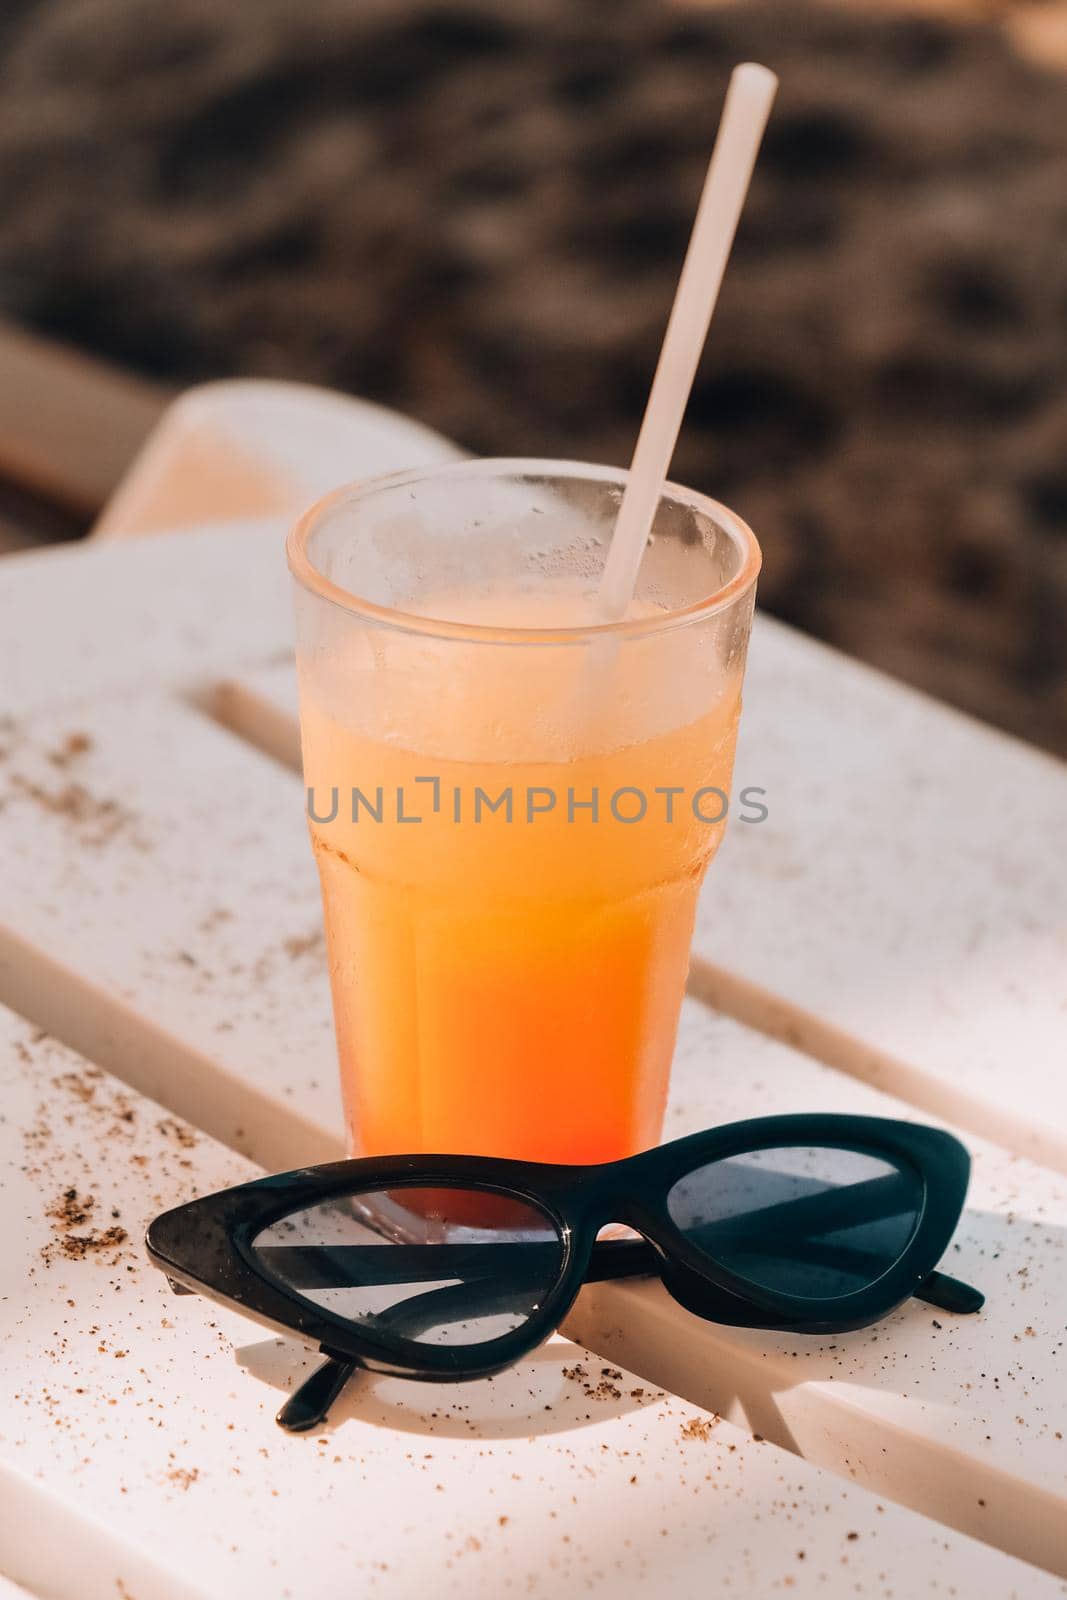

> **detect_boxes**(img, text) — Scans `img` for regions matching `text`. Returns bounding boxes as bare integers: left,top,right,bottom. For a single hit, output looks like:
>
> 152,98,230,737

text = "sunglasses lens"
666,1145,924,1300
250,1185,564,1351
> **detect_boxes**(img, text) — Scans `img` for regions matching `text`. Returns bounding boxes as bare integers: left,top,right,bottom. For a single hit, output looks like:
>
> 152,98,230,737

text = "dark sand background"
1,0,1065,751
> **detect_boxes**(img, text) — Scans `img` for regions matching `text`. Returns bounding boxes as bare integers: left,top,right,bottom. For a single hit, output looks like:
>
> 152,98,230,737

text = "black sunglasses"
146,1114,983,1433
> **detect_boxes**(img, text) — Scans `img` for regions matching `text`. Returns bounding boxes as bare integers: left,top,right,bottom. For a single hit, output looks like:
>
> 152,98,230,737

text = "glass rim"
286,456,761,645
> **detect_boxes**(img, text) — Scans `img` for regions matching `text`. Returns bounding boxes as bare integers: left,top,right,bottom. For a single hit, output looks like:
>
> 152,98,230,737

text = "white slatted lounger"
1,387,1064,1590
7,507,1065,1176
9,1010,1062,1600
1,676,1065,1575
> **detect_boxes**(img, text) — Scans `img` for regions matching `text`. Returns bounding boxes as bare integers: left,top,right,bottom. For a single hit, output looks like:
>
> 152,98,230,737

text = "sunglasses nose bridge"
585,1186,670,1245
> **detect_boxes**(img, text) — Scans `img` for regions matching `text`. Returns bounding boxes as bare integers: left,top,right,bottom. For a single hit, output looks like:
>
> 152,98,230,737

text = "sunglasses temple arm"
588,1239,983,1312
252,1222,983,1305
276,1353,356,1433
914,1269,984,1314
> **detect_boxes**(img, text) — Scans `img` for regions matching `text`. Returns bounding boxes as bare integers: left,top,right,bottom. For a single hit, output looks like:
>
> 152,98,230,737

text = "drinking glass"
287,459,760,1162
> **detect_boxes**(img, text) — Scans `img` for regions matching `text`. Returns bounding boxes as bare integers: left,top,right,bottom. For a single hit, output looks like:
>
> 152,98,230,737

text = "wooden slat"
0,319,168,518
11,1010,1054,1600
695,618,1067,1170
92,378,462,539
2,693,1066,1573
0,694,339,1170
0,520,292,720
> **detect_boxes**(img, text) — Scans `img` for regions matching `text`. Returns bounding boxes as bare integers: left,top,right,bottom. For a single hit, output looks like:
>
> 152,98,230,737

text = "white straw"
597,63,778,621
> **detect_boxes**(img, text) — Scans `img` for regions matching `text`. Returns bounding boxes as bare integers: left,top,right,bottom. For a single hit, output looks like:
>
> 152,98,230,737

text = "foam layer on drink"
299,573,744,766
407,581,653,629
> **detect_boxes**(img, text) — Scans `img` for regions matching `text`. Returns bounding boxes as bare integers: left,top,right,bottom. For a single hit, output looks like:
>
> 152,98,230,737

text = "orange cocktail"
288,461,759,1163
